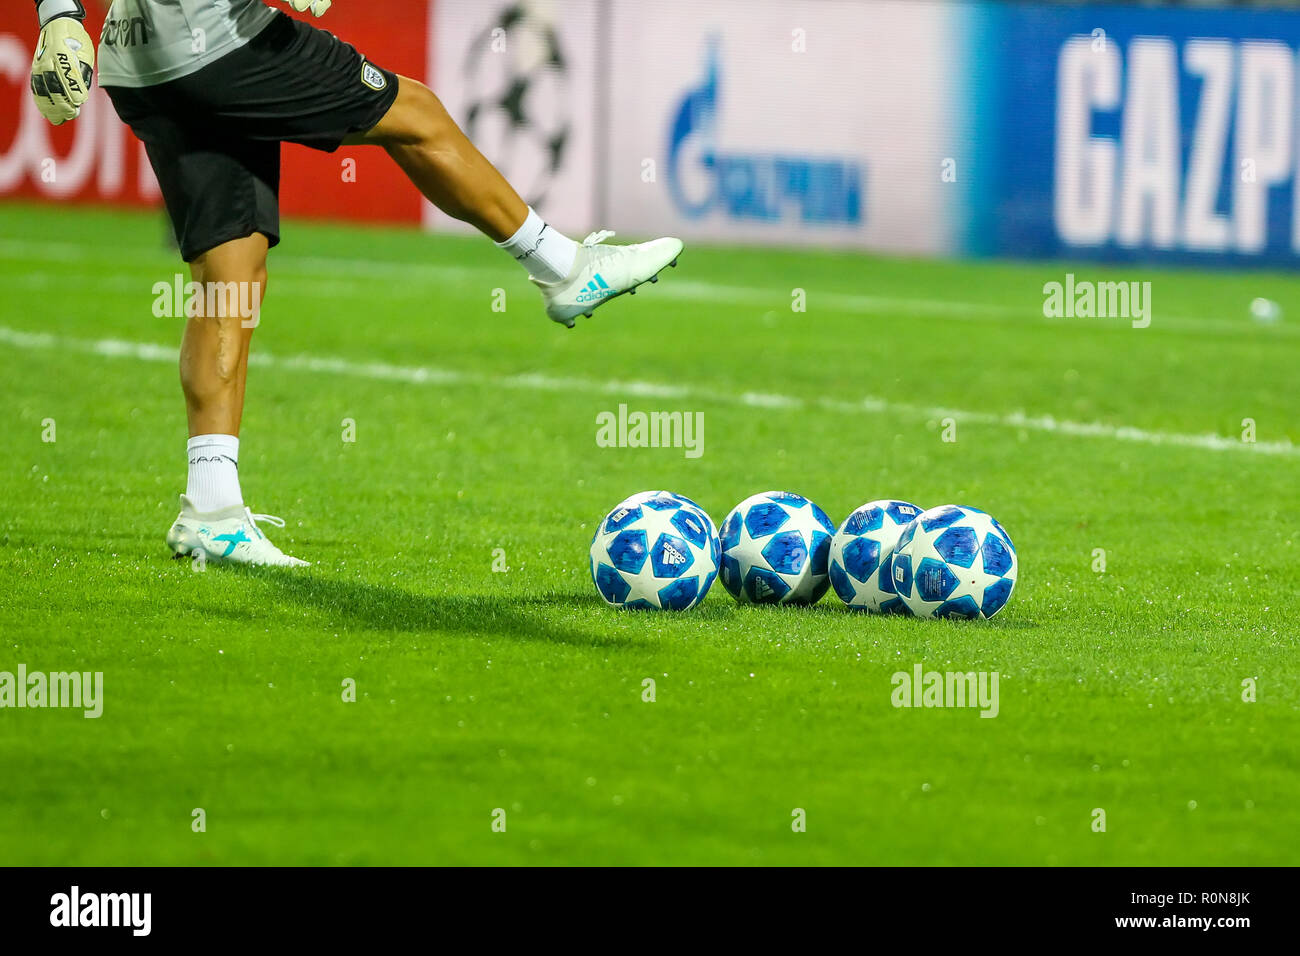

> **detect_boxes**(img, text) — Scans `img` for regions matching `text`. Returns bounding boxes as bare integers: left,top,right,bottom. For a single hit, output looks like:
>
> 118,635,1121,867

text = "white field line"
2,325,1295,458
1,238,1296,335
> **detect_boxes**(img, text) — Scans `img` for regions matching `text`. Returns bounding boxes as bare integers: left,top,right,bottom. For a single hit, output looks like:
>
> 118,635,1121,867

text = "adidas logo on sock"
575,273,616,303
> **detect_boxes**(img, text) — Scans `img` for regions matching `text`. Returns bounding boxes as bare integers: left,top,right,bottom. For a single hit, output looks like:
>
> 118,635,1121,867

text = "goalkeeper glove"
287,0,334,16
30,1,94,126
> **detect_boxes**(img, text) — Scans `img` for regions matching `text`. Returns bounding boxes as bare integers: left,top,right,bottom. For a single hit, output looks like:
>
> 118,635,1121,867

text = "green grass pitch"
1,200,1297,865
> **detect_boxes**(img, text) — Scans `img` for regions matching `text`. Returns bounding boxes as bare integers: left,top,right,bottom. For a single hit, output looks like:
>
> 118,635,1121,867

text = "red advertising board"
0,0,430,224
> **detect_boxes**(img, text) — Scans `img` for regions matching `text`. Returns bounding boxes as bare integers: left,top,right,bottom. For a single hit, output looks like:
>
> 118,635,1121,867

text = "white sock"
496,207,577,283
186,434,243,513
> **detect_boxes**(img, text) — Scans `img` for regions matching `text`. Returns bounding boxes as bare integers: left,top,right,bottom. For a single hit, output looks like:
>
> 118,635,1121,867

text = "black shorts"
104,12,400,261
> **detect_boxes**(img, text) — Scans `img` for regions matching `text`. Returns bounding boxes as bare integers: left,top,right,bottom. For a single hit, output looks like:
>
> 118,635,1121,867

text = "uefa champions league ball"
828,499,925,613
891,505,1018,620
718,491,836,605
589,491,720,610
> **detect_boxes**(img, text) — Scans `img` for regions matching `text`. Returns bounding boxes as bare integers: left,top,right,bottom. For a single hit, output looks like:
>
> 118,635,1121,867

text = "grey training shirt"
97,0,279,88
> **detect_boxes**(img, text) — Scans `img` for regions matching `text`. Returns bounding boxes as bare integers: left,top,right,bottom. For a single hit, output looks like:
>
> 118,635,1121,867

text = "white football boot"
532,230,683,328
165,495,309,567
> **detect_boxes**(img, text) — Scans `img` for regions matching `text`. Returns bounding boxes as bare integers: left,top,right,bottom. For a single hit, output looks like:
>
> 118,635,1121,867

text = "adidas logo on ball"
590,492,719,612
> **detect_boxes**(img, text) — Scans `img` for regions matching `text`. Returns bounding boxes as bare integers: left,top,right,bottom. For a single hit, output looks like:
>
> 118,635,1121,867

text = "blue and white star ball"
828,499,925,613
589,491,720,610
891,505,1018,620
718,491,836,605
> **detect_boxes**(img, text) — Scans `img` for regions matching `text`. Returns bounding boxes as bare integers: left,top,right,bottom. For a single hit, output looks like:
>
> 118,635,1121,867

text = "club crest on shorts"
361,63,386,91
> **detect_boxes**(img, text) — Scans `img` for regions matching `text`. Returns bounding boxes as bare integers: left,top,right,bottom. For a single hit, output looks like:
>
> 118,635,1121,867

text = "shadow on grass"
235,567,662,648
179,562,1033,644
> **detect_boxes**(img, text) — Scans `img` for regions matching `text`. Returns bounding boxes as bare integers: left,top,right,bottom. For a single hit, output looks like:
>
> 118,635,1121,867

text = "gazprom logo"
667,37,862,226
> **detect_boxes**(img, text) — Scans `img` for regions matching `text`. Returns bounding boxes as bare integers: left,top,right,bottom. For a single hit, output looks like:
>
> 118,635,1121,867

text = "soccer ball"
891,505,1018,619
828,499,925,613
718,491,836,604
589,491,720,610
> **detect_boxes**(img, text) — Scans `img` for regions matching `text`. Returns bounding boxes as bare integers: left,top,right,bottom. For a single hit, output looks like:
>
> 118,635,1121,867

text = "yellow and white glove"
30,1,95,126
287,0,333,16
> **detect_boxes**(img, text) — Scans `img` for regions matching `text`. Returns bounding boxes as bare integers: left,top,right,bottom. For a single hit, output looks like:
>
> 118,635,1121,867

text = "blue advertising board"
967,3,1300,266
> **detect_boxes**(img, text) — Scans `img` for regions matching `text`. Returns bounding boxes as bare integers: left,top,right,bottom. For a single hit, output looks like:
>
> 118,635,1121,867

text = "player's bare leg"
165,233,307,567
345,79,525,241
181,234,266,437
347,76,684,328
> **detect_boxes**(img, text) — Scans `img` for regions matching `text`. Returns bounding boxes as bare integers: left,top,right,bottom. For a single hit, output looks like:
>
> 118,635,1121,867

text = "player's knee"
189,260,267,322
393,79,455,146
